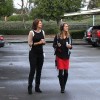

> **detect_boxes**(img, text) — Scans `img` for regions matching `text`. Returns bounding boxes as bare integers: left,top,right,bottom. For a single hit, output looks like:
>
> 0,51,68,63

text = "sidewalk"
4,35,87,45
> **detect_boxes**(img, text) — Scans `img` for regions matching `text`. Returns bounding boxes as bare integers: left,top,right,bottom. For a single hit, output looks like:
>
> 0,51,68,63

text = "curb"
6,40,88,45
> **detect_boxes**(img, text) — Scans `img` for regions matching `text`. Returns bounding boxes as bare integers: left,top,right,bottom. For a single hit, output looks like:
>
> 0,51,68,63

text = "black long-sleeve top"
53,35,72,59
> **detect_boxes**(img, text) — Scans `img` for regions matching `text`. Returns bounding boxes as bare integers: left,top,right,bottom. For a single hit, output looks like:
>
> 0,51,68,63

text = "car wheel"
96,41,100,47
92,42,98,47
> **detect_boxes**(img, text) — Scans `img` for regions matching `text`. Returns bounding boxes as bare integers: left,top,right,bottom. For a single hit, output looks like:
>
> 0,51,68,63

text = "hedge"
70,30,85,39
43,21,59,34
0,29,85,39
0,21,86,39
8,15,33,21
0,29,29,35
0,29,58,35
0,21,32,30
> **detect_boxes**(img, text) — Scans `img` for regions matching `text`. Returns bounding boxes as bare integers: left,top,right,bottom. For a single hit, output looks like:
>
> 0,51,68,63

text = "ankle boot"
58,75,65,93
28,86,32,94
35,85,42,93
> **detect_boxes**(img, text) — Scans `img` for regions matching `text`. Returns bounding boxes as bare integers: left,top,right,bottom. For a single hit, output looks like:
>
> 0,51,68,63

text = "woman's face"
63,24,69,32
37,21,43,29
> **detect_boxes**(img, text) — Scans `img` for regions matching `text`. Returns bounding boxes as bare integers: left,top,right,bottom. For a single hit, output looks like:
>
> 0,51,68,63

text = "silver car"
83,27,92,44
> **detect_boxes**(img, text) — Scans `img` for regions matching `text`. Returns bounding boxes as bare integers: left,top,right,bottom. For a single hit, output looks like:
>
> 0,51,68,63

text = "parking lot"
0,43,100,100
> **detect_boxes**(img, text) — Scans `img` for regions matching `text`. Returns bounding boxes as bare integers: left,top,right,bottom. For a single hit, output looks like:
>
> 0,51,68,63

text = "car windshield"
87,27,92,32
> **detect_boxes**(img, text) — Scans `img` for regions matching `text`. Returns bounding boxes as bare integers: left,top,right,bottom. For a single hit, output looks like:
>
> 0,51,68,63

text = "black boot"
63,76,68,91
35,85,42,93
63,71,68,91
58,75,65,93
28,85,32,94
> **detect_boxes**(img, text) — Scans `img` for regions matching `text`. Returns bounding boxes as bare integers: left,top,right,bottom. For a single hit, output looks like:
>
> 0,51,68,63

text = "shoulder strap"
57,33,60,40
56,33,60,43
68,36,72,44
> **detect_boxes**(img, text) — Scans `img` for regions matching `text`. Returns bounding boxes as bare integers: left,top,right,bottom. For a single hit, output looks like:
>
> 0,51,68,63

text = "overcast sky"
13,0,27,9
13,0,91,10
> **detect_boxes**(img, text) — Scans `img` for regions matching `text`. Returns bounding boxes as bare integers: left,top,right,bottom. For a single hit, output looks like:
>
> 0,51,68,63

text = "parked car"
83,26,92,44
0,35,5,47
83,25,100,47
91,26,100,47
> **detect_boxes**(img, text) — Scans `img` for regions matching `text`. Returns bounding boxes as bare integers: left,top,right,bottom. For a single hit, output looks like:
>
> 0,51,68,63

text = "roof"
64,8,100,17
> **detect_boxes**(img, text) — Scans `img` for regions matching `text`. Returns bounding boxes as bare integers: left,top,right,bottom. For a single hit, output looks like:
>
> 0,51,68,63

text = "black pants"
28,50,44,87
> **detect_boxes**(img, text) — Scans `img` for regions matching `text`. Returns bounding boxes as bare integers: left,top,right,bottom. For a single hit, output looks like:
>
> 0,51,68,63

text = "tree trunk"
22,15,26,29
4,16,7,21
56,19,62,26
21,0,26,29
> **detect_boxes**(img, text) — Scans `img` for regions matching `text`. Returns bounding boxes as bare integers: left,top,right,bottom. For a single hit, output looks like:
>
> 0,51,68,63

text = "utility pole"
93,15,95,26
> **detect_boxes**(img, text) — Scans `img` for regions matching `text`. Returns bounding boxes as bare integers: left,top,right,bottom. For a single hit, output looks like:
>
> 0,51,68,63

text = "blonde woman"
53,23,72,93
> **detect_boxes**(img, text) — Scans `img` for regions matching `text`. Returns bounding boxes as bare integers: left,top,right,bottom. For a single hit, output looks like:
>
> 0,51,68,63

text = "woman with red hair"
28,19,45,94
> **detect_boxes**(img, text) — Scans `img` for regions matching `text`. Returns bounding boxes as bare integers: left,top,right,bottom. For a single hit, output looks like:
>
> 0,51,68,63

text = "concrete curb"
4,35,87,45
6,40,88,45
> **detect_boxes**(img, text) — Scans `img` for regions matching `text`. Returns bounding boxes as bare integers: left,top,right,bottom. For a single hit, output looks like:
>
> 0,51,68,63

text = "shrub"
8,14,32,21
0,21,86,39
70,30,85,39
43,21,59,34
69,24,89,30
0,29,29,35
0,29,85,39
0,20,59,35
0,21,32,30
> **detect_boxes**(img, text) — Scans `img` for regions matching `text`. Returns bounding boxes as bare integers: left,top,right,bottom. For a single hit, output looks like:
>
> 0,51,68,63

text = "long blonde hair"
60,23,70,38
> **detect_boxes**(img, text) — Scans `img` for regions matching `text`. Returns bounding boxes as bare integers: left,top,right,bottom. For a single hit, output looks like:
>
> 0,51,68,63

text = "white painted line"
0,77,9,79
0,87,6,89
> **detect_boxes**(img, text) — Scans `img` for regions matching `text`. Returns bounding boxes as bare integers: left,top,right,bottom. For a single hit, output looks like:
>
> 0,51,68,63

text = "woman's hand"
66,44,72,49
57,43,61,47
39,39,46,45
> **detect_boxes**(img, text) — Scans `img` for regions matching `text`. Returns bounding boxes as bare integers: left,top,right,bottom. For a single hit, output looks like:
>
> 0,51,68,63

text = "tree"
88,0,100,9
16,0,34,28
31,0,82,25
0,0,13,18
28,0,35,11
17,0,34,14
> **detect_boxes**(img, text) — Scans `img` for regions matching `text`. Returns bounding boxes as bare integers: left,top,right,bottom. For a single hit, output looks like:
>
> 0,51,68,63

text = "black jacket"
53,35,72,59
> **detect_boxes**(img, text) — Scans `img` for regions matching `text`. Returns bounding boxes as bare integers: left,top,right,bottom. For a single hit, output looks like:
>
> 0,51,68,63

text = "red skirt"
56,56,69,70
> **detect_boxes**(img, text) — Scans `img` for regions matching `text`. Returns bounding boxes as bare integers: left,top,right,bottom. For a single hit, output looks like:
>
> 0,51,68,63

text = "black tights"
58,70,68,91
59,70,68,78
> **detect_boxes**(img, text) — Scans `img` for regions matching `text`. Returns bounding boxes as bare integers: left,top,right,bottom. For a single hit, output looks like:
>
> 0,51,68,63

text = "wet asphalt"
0,43,100,100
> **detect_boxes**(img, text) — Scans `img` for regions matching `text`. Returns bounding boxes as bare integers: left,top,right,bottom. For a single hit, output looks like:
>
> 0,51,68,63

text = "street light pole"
93,15,95,26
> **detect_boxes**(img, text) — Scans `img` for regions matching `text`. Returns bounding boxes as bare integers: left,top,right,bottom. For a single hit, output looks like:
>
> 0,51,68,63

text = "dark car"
91,25,100,47
83,26,92,44
0,35,5,47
